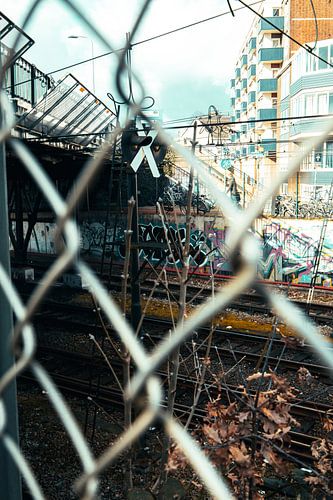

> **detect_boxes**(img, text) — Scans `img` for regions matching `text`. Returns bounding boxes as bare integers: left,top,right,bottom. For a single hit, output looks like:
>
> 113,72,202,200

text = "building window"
280,70,289,100
273,8,280,16
329,93,333,114
326,142,333,168
305,94,314,115
318,46,328,70
318,93,327,114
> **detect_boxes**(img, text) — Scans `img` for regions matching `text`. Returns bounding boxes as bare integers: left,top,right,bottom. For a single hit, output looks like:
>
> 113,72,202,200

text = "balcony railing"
257,108,277,120
262,138,277,152
248,91,256,104
248,64,256,78
258,47,283,63
258,78,277,92
259,17,284,32
248,37,256,51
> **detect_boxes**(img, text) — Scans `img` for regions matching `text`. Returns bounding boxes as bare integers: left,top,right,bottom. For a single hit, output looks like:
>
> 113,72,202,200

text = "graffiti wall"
24,215,227,270
260,218,333,285
21,214,333,286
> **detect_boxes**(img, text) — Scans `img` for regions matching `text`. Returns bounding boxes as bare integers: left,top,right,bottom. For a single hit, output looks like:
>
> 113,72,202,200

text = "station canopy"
18,74,116,148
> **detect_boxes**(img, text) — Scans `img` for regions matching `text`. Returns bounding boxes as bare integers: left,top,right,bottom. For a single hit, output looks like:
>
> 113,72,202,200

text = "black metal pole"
14,175,25,264
0,142,22,499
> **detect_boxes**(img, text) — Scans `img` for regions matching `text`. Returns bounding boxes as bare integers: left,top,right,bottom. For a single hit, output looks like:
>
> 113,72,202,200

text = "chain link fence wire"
0,1,333,498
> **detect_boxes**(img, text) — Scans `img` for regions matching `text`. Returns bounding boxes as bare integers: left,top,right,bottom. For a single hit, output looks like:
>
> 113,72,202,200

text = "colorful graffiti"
261,220,333,284
118,223,217,267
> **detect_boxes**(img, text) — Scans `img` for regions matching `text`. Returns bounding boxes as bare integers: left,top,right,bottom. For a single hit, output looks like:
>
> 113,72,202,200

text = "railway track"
17,276,333,329
29,297,333,384
23,345,332,464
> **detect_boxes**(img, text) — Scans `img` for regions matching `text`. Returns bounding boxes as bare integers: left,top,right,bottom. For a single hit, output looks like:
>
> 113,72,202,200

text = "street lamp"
68,35,95,93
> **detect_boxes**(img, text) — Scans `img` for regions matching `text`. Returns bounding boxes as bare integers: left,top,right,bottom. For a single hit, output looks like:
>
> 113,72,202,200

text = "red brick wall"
290,0,333,56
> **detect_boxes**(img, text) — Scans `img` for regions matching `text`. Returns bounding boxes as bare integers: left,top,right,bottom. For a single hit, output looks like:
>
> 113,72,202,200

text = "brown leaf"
304,476,323,486
261,407,289,425
323,417,333,432
297,366,313,383
238,411,251,423
202,424,221,444
262,445,290,473
229,444,250,466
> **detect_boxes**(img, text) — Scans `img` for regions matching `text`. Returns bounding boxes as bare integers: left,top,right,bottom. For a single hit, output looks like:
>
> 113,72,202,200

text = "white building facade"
229,0,284,191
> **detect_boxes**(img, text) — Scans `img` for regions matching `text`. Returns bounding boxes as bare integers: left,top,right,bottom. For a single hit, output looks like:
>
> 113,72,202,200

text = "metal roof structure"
0,11,34,70
18,74,116,148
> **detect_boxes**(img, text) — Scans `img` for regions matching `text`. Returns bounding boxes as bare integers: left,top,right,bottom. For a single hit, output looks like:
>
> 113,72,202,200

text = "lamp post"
68,35,95,93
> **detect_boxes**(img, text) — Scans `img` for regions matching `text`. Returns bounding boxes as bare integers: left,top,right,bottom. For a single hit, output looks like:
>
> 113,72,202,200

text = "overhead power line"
5,0,264,91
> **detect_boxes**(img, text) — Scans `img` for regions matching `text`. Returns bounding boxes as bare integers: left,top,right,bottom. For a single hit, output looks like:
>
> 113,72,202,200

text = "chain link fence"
1,1,333,498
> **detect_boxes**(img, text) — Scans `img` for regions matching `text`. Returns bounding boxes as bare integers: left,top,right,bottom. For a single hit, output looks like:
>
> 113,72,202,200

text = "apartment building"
230,0,284,190
230,0,333,197
277,39,333,199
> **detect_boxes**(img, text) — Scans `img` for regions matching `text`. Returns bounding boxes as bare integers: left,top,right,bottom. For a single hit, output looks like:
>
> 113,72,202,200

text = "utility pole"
190,122,198,213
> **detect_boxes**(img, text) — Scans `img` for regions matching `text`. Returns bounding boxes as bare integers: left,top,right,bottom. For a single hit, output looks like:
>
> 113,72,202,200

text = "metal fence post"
0,141,22,499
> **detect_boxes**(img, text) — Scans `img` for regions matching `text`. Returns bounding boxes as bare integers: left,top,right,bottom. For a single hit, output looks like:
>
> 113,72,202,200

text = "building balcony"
258,47,283,63
241,78,247,89
262,138,277,152
248,91,256,104
230,78,235,88
235,67,241,79
258,78,277,92
257,108,277,120
248,37,256,51
248,64,256,78
241,54,248,67
259,17,284,32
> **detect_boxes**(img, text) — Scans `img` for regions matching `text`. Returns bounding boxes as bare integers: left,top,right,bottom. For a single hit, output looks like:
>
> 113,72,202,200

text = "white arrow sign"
130,119,161,178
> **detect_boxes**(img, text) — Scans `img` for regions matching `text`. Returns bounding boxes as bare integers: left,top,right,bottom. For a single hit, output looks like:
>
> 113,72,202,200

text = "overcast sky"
2,0,257,122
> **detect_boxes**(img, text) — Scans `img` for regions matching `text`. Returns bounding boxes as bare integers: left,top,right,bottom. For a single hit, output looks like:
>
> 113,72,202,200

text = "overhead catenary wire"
22,112,333,143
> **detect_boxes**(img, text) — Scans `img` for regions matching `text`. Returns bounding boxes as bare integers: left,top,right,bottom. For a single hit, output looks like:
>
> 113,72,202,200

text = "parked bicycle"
160,183,215,214
274,194,333,218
